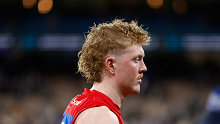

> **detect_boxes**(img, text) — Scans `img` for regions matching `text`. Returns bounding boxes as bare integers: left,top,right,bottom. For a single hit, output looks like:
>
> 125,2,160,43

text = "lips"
137,73,143,83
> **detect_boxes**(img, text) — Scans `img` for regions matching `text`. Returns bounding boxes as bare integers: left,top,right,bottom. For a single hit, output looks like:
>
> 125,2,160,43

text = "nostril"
142,65,147,72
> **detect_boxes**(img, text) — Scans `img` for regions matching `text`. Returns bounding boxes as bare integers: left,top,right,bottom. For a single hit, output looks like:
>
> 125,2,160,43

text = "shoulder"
74,106,119,124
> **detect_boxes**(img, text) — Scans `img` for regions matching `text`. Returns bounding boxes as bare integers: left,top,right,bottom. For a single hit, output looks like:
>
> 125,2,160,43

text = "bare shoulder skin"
74,106,119,124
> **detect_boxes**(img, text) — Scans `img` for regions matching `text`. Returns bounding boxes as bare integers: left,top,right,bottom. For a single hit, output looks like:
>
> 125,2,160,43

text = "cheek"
121,62,137,78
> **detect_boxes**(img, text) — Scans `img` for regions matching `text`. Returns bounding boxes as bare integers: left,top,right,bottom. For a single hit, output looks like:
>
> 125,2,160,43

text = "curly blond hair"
78,19,150,83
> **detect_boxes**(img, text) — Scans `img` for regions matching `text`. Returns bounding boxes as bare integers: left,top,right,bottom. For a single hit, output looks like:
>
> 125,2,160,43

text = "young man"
61,19,151,124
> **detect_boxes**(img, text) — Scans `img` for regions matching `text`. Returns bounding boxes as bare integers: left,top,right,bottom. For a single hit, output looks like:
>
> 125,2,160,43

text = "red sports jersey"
61,88,124,124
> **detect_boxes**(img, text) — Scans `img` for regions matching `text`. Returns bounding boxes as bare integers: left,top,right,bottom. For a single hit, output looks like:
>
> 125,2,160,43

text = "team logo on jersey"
67,97,87,109
71,97,85,105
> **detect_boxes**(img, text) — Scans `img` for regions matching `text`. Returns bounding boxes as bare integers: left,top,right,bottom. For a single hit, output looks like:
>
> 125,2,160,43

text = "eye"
134,57,141,62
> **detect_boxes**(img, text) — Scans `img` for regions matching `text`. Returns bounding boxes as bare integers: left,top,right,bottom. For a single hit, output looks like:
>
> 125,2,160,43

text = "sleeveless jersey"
61,88,124,124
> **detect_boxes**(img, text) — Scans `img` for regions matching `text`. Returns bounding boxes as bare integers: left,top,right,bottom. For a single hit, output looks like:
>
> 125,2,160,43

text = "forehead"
124,44,145,56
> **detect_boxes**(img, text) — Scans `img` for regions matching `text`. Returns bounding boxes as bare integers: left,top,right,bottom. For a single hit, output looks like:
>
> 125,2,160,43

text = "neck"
90,80,125,108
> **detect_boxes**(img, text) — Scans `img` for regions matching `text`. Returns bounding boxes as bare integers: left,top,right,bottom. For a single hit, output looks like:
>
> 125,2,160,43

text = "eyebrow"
138,54,145,59
140,51,145,57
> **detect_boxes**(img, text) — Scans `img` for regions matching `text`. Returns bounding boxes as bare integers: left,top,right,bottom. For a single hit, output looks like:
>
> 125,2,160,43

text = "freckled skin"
114,44,147,96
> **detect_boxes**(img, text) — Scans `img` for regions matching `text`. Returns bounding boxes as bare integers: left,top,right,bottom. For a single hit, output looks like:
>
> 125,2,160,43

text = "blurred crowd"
0,71,86,124
0,68,218,124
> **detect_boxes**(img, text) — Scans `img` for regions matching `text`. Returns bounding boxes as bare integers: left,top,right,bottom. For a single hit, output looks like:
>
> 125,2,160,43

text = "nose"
140,60,147,73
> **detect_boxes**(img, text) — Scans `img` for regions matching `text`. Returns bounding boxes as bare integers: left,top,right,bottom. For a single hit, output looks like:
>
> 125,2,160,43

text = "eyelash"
135,57,141,62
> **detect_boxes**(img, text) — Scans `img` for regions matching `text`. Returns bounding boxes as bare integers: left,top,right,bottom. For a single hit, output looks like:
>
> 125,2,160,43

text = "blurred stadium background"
0,0,220,124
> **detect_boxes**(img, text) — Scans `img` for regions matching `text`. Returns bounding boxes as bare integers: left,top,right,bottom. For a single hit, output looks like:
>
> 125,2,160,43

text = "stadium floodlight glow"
23,0,37,9
146,0,163,9
38,0,53,14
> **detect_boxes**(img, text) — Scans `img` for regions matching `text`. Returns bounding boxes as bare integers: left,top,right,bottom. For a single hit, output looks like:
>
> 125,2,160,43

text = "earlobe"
105,57,115,75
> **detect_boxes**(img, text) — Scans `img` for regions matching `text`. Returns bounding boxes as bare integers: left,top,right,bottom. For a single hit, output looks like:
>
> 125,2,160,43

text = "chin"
130,85,141,95
136,86,141,93
123,88,140,96
134,89,141,94
129,90,140,96
123,84,141,96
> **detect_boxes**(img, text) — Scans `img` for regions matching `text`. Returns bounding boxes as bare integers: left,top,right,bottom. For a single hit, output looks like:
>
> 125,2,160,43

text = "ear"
105,56,115,75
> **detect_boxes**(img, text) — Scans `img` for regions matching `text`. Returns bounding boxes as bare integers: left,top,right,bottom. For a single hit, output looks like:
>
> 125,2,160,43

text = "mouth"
137,79,142,83
137,73,143,83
